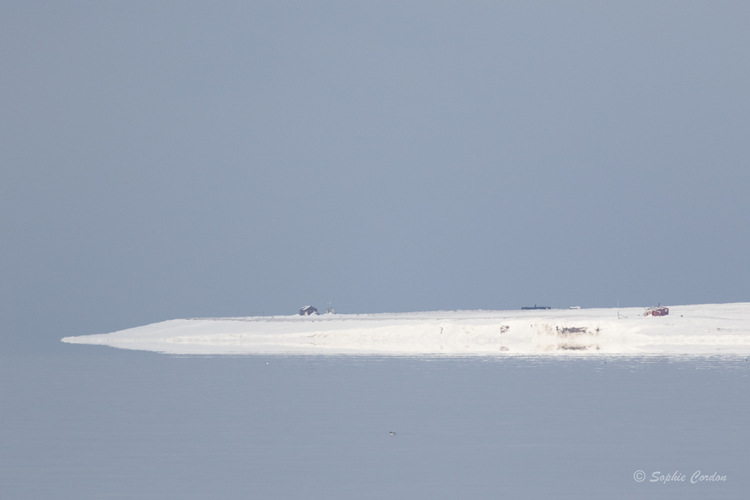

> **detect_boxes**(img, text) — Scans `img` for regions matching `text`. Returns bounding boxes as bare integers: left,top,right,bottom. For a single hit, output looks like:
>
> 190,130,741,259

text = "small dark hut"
299,305,318,316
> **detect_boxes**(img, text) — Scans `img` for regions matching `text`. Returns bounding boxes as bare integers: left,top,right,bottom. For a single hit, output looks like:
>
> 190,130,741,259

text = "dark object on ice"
521,305,551,310
644,305,669,317
299,305,318,316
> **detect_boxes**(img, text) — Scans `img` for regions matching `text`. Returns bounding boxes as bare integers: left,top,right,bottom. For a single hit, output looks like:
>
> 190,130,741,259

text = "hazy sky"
2,1,749,347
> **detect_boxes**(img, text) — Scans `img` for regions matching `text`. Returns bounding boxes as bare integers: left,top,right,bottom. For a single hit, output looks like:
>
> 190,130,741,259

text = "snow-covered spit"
62,303,750,356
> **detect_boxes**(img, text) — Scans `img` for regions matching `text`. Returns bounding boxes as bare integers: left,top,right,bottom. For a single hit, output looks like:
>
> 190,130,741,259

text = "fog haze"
2,2,749,348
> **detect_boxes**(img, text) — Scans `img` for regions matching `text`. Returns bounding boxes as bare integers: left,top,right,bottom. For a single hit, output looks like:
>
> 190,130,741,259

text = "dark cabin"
299,305,318,316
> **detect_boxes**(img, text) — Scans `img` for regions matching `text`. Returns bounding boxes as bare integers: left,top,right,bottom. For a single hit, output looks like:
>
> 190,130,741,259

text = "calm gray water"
1,346,748,499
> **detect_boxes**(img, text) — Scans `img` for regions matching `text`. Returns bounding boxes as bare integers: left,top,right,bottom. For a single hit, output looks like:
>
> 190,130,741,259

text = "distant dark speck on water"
389,431,396,436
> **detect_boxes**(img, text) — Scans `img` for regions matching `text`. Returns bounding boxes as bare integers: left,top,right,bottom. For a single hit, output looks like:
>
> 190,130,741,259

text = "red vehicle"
644,305,669,317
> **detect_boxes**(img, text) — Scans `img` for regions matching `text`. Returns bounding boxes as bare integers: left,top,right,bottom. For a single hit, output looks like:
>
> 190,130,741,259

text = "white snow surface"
62,303,750,356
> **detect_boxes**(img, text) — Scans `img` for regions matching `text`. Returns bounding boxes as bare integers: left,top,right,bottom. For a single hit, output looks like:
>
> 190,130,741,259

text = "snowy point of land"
61,303,750,356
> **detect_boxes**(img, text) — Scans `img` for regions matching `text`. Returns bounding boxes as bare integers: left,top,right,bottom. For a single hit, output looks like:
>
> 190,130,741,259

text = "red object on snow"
644,306,669,317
